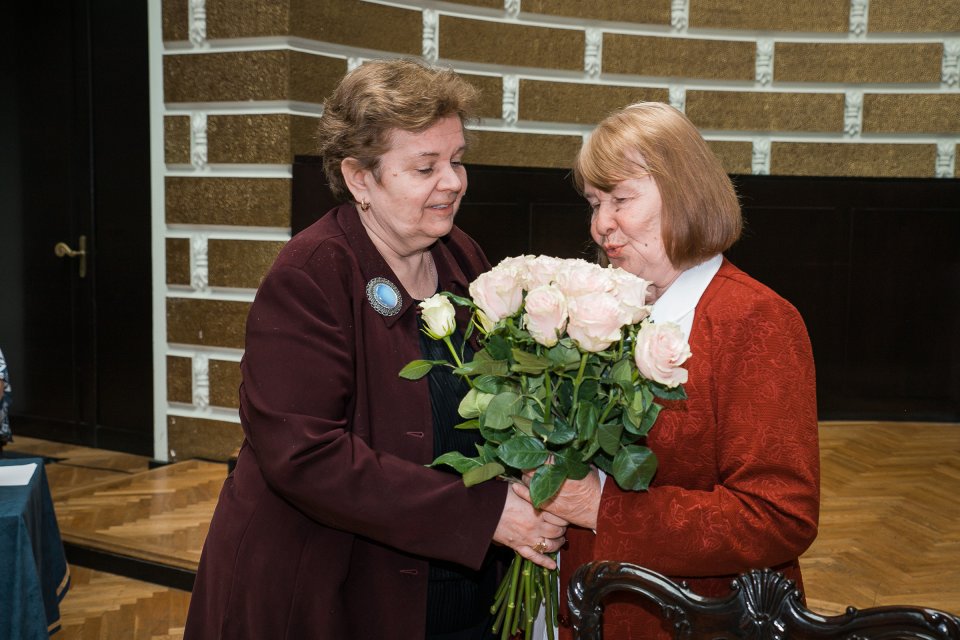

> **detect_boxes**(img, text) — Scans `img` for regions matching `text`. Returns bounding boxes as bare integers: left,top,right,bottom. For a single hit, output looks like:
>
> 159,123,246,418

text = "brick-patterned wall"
155,0,960,461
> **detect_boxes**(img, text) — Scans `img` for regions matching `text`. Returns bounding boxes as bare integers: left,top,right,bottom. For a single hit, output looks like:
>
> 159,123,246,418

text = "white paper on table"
0,462,38,486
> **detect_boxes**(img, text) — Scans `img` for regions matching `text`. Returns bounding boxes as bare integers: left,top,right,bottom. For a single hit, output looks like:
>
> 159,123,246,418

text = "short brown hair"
316,58,479,201
573,102,742,269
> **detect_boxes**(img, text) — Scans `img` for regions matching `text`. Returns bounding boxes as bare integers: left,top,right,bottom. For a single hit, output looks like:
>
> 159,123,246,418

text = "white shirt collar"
649,254,722,340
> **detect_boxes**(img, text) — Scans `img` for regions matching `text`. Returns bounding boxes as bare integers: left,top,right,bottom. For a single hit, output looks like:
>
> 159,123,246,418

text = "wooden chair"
568,561,960,639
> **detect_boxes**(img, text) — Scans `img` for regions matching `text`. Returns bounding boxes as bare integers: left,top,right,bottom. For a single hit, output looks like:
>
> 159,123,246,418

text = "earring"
359,200,370,212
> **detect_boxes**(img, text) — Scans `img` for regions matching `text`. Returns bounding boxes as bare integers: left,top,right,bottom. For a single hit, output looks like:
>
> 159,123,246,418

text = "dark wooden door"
0,1,153,455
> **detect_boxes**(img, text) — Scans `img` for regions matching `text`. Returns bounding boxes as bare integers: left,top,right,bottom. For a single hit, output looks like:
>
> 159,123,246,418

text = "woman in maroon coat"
513,103,821,640
184,59,567,640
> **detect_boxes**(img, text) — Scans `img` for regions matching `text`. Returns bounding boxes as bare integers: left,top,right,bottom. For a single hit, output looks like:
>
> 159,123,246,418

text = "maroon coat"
560,259,820,639
185,204,507,640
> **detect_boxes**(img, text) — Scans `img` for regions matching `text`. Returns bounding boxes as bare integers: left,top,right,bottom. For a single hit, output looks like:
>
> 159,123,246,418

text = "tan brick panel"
164,116,191,165
604,35,755,81
463,73,504,120
771,142,936,178
167,415,243,461
166,238,191,286
292,0,421,54
167,298,250,349
440,16,584,70
470,130,583,168
774,43,943,84
166,356,193,404
444,0,504,7
209,359,242,409
208,239,286,289
869,0,960,32
523,0,671,24
687,91,845,132
207,114,317,164
162,0,189,41
520,80,669,125
164,51,346,104
205,0,290,38
707,141,753,175
690,0,848,32
863,95,960,135
165,177,290,227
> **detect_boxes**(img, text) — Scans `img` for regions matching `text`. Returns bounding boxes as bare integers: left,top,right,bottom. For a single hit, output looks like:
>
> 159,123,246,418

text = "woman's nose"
592,202,617,236
438,163,465,193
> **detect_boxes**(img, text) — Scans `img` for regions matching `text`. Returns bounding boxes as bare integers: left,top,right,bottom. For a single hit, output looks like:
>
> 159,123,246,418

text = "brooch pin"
366,277,402,316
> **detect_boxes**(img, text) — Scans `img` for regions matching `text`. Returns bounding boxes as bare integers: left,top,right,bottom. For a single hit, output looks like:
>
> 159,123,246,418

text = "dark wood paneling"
292,159,960,421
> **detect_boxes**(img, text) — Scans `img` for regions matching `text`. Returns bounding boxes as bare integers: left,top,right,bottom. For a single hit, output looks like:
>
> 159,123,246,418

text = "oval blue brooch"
366,277,402,316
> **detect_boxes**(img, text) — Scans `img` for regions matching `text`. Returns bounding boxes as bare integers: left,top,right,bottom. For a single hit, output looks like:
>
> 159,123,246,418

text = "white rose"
525,255,566,289
523,284,568,347
555,260,614,299
419,294,456,340
608,267,652,325
469,267,525,323
634,321,691,388
566,291,628,352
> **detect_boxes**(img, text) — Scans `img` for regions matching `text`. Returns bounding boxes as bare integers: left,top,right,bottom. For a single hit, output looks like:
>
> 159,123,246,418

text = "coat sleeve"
238,258,506,571
591,286,820,577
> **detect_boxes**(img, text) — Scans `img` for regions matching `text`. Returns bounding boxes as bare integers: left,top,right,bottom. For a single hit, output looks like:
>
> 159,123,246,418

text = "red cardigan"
560,259,820,640
185,204,506,639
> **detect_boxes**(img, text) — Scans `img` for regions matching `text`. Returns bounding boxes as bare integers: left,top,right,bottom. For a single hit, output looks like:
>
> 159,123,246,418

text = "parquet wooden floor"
800,421,960,616
5,421,960,638
58,565,189,640
53,459,227,571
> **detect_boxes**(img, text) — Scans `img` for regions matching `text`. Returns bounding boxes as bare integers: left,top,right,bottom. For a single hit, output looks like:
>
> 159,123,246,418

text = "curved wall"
153,0,960,460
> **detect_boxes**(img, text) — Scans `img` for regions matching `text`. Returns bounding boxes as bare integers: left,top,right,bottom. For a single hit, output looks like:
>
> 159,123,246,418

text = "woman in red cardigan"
514,102,820,640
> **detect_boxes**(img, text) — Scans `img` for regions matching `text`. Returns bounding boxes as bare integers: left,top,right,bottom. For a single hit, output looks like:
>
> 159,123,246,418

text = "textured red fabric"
560,258,820,640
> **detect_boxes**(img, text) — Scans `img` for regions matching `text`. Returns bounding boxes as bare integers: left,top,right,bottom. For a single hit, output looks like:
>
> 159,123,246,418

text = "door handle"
54,235,87,278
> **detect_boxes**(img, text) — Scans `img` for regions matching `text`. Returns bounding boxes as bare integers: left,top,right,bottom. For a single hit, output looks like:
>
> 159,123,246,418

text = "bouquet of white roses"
401,255,691,640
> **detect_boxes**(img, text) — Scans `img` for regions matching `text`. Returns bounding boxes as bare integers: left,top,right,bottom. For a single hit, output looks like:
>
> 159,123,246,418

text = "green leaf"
511,348,553,374
597,421,624,456
538,417,576,445
454,419,480,430
512,415,535,436
650,382,687,401
547,343,581,369
555,454,590,480
609,358,633,387
636,402,662,437
575,402,598,444
612,445,658,491
592,451,614,475
485,334,512,361
579,439,601,463
497,435,550,469
453,358,509,377
473,374,502,394
529,463,568,508
442,292,474,308
482,391,522,429
399,359,437,380
577,378,599,402
463,461,506,486
556,380,574,414
430,451,482,474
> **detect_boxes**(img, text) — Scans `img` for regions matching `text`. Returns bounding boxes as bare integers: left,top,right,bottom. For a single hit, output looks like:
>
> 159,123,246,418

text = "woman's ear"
341,157,369,204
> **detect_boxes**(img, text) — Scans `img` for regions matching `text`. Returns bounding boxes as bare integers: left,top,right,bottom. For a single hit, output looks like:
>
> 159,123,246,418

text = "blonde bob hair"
316,58,478,201
574,102,742,270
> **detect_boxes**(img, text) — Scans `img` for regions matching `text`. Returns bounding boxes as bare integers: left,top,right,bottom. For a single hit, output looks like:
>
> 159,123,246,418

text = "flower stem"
442,335,463,368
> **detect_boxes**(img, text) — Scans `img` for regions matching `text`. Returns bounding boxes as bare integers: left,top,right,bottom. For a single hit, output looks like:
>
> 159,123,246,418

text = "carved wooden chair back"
568,561,960,640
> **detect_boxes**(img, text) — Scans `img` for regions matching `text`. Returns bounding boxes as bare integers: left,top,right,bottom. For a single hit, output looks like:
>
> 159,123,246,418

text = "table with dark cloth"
0,458,70,637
